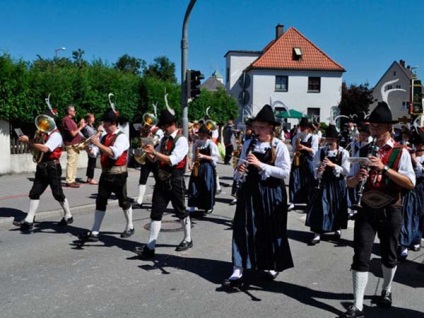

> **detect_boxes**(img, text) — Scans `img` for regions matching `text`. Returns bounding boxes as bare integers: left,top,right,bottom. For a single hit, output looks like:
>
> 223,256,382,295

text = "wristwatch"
382,165,390,174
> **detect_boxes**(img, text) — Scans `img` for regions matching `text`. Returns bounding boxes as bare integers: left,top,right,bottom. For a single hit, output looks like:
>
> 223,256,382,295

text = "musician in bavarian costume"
398,128,424,260
288,117,319,210
187,124,219,215
342,101,415,318
135,114,163,207
306,124,350,245
78,108,135,242
222,104,293,289
135,105,191,260
13,110,74,231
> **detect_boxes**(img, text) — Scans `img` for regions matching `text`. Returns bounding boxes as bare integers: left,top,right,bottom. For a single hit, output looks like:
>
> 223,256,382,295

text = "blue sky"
1,0,423,87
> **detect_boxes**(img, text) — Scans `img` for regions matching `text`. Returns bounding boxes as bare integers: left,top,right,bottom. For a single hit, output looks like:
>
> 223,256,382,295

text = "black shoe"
309,236,320,245
205,208,213,214
222,277,243,289
229,199,237,206
339,305,364,318
120,228,135,238
78,231,99,242
175,240,193,251
134,245,155,260
13,218,26,227
20,221,34,232
334,231,342,240
377,289,392,308
58,217,74,226
412,244,421,252
264,271,279,281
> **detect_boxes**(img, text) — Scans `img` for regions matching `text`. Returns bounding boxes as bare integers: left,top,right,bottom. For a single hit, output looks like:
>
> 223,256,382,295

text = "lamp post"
181,0,197,140
55,47,66,58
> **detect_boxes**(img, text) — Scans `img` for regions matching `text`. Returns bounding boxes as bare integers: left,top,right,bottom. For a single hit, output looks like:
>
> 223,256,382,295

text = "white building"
225,24,345,127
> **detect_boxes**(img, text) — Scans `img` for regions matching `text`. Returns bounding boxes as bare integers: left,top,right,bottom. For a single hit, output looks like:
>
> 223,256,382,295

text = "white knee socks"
382,264,397,293
147,220,162,250
91,210,106,235
229,266,243,280
180,217,191,242
352,270,368,311
136,185,146,205
25,199,40,223
123,207,134,230
59,198,72,219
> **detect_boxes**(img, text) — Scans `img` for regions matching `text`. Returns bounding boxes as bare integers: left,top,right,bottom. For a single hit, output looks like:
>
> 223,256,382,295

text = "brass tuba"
133,112,159,165
142,113,158,128
32,114,56,163
205,119,217,131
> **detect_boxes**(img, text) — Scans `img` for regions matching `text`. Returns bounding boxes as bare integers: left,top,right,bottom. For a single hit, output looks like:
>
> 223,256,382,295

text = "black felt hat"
299,117,310,128
102,109,118,122
157,109,176,127
368,102,398,124
358,123,370,135
198,124,209,134
253,104,280,126
325,124,339,139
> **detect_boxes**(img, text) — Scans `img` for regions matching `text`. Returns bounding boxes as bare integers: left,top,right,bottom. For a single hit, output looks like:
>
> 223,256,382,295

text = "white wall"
0,120,12,175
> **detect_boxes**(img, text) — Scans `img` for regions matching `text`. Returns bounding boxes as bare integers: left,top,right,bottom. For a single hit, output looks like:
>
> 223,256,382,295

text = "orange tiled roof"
249,27,345,72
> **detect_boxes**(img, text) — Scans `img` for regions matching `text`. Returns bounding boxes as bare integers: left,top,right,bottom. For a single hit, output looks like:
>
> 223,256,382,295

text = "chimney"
399,59,405,68
276,24,284,39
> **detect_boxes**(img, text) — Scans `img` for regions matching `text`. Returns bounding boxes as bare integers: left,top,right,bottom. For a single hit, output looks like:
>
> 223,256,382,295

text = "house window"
385,85,393,91
275,76,288,92
395,84,401,89
292,47,302,60
226,68,229,83
308,77,321,92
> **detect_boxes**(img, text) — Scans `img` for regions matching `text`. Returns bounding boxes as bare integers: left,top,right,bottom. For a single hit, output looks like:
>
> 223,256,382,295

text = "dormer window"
293,47,302,60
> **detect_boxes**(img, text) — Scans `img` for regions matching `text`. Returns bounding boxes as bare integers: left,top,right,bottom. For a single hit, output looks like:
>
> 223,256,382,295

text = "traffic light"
187,69,204,100
411,79,423,114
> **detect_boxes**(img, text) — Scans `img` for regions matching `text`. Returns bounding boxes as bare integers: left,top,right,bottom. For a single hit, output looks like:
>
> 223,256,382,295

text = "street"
0,164,423,318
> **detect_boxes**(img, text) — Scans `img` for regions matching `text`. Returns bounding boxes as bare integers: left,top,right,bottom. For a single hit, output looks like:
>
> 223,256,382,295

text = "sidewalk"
0,163,235,226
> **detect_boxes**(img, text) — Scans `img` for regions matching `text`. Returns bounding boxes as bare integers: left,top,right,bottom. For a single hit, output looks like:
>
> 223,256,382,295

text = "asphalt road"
0,169,423,318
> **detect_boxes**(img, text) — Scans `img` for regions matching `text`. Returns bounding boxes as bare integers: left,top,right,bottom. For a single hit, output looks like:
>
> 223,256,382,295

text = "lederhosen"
96,131,131,211
29,129,66,202
150,133,187,221
352,144,404,271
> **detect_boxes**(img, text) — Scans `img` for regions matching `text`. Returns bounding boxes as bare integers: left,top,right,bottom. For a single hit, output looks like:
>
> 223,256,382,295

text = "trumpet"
74,127,104,151
351,136,379,210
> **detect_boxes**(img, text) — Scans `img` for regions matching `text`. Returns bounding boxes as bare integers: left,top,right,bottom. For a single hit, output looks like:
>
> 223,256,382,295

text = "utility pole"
181,0,197,140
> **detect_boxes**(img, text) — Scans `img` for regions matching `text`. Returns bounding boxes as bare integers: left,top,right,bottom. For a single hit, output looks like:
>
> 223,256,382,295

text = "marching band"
11,89,424,318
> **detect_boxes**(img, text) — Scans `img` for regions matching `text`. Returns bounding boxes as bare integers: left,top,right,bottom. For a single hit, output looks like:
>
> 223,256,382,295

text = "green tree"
114,54,145,76
338,82,373,122
187,87,238,125
143,56,177,83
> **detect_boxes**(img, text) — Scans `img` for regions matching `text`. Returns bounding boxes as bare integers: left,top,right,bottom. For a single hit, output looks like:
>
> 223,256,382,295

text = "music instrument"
294,137,301,166
32,114,56,163
315,145,328,190
133,113,160,165
192,145,200,177
75,127,104,151
351,136,379,210
239,136,257,182
232,131,243,169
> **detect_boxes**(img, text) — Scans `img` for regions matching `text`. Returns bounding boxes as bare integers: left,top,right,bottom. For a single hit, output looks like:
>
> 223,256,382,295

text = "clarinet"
315,145,328,190
239,136,257,183
351,136,379,210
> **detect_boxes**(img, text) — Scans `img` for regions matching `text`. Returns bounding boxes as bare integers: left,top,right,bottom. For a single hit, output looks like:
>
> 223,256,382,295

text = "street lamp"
55,47,66,58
